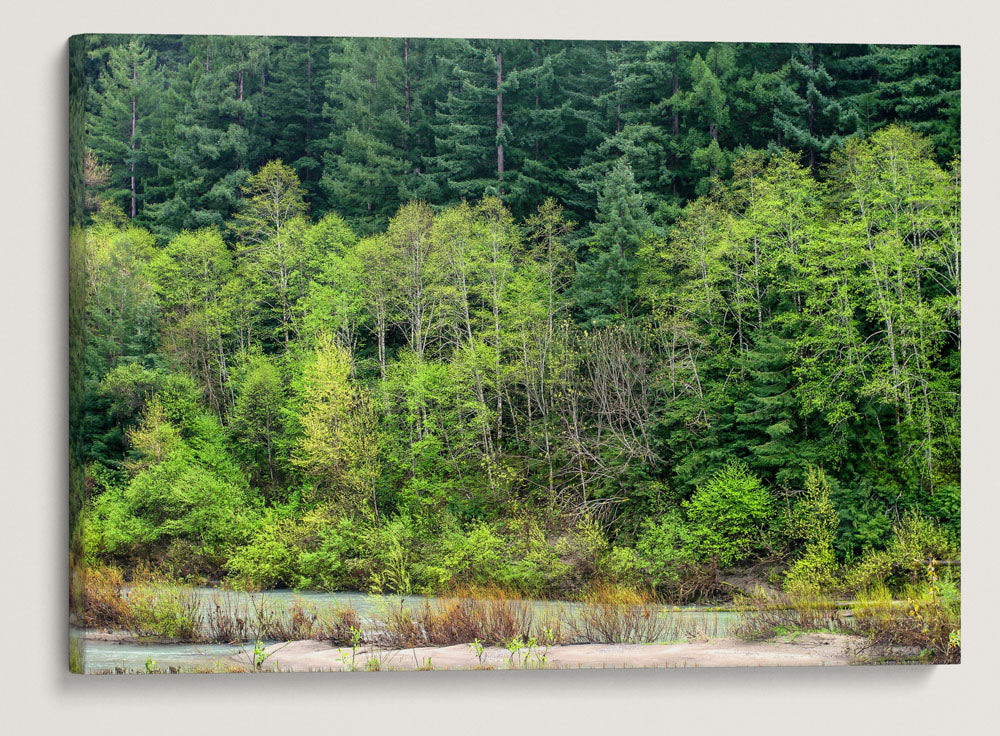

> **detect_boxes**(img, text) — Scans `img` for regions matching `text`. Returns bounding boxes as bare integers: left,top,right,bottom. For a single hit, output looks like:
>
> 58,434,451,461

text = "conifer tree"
875,45,961,162
87,38,163,221
263,36,335,205
773,44,858,171
573,160,652,327
321,37,410,230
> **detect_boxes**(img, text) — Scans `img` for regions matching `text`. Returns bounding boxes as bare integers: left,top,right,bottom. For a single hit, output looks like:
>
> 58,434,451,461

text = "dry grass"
78,565,203,640
733,588,847,641
851,583,960,664
248,595,361,645
569,585,665,643
373,586,553,647
79,566,364,644
78,566,740,651
77,565,134,629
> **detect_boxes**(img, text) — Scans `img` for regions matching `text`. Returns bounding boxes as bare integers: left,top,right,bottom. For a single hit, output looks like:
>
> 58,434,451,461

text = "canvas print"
68,35,961,674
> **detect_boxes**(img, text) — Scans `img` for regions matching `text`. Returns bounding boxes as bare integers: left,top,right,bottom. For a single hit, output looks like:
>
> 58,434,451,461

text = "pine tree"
87,38,163,221
875,45,961,162
731,329,822,487
320,37,410,230
430,39,535,205
773,44,858,171
573,160,652,327
576,42,686,218
504,40,607,218
263,37,335,206
145,36,272,234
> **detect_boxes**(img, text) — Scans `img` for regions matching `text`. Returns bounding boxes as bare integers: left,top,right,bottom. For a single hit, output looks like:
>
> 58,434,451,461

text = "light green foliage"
75,38,960,604
634,511,698,589
784,540,839,595
147,227,236,414
293,336,383,515
225,511,297,589
685,461,774,567
228,355,285,488
784,468,841,594
844,514,957,593
86,395,259,575
787,468,839,546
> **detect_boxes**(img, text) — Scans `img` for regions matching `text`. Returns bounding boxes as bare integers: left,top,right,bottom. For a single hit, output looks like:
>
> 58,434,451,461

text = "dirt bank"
248,633,861,671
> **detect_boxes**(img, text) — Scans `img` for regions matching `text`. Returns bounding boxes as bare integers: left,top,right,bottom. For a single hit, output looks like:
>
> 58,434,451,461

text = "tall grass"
851,580,960,664
77,565,755,650
79,565,360,644
733,589,847,641
568,583,668,643
372,586,557,647
732,577,961,665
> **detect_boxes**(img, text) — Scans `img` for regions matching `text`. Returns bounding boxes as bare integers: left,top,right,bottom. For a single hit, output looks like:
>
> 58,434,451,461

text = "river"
73,588,741,674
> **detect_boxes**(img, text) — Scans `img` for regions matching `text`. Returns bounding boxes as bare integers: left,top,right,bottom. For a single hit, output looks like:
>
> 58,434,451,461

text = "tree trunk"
404,38,411,129
534,43,541,160
807,48,816,171
496,50,504,191
130,57,137,219
237,65,244,126
672,61,680,135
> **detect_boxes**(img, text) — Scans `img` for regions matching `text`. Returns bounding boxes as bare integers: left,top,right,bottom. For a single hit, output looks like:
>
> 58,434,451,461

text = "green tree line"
74,36,960,599
83,36,958,234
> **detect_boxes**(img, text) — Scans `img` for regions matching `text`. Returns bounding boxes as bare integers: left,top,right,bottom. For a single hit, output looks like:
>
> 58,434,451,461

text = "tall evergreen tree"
773,44,858,171
145,36,273,234
573,160,652,327
87,38,163,220
321,37,410,230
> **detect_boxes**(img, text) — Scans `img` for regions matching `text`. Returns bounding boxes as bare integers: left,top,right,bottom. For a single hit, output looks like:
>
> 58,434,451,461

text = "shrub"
733,588,846,641
442,522,507,588
441,517,571,596
225,514,297,589
600,546,643,590
634,511,697,589
852,572,961,664
294,515,371,591
78,565,133,629
685,460,774,567
784,539,839,595
372,587,555,648
843,514,957,593
784,468,841,595
86,399,261,577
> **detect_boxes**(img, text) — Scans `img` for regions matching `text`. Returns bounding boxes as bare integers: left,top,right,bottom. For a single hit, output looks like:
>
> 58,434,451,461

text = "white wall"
1,2,996,733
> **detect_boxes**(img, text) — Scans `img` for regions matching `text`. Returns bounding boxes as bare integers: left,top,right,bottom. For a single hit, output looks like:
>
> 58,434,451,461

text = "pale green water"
76,588,740,674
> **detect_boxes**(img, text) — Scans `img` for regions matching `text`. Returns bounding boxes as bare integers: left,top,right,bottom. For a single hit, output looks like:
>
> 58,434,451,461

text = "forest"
70,36,960,603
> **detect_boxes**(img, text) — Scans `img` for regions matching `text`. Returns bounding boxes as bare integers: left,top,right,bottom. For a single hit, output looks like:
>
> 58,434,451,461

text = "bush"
600,546,643,590
634,511,697,590
733,588,846,640
440,517,571,596
442,522,507,588
843,514,957,593
85,401,260,577
294,515,371,591
852,574,961,664
783,468,841,595
684,460,774,567
225,513,297,589
784,539,839,595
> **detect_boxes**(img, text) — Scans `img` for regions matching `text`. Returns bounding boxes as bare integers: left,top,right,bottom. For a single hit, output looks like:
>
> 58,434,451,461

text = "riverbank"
250,633,863,671
72,565,960,671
